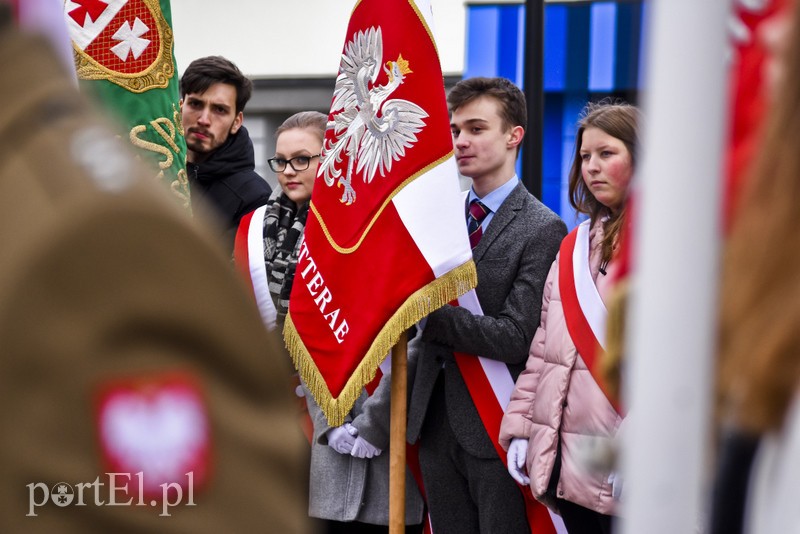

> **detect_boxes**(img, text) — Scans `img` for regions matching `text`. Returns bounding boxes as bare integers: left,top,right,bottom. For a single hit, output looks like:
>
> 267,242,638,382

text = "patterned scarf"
263,189,308,324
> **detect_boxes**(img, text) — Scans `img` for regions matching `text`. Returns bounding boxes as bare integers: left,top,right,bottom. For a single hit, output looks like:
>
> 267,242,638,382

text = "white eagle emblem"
319,27,429,205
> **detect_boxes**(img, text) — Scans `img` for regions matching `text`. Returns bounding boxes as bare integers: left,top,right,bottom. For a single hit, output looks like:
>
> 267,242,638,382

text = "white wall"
170,0,468,78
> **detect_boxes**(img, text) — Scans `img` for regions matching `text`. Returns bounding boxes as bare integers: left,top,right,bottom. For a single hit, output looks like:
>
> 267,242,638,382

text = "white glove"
351,436,382,458
608,471,624,500
507,437,530,485
327,423,357,455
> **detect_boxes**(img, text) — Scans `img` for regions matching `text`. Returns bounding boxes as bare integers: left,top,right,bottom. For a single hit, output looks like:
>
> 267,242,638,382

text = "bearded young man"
180,56,271,252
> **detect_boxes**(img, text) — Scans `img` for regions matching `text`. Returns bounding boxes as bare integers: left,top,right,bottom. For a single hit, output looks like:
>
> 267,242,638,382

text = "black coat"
187,126,272,251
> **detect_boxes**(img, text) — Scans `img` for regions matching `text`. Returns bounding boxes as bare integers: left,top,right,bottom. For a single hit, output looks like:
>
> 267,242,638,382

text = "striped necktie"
467,199,489,249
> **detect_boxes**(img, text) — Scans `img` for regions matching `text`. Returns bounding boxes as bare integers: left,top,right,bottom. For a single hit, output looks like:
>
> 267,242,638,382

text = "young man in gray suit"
407,77,567,533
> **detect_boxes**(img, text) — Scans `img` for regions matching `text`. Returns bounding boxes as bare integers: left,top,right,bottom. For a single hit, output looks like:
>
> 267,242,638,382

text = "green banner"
67,0,189,208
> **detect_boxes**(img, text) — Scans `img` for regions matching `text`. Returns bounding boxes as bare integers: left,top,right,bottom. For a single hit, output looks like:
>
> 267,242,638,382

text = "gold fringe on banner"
599,278,630,409
284,258,477,426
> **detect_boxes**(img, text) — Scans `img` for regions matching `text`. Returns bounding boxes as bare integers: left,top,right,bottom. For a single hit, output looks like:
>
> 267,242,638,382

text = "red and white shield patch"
64,0,174,92
95,372,211,499
65,0,161,74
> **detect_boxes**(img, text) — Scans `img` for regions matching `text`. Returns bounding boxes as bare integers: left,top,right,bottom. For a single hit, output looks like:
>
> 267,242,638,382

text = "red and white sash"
558,220,620,414
233,206,278,332
234,207,314,442
453,291,561,533
443,190,561,533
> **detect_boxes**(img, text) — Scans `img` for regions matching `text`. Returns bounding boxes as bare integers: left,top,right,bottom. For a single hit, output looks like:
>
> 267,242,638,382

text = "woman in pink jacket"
499,102,640,533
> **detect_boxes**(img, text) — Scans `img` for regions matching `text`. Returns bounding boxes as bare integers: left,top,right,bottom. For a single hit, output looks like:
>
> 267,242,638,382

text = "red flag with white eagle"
284,0,476,427
63,0,190,208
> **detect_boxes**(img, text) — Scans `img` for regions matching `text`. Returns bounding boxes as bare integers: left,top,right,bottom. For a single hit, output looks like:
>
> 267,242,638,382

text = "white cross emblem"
111,17,151,61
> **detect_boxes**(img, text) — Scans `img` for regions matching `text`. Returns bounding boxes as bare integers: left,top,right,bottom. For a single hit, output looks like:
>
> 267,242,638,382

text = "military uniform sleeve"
0,163,311,534
0,29,310,532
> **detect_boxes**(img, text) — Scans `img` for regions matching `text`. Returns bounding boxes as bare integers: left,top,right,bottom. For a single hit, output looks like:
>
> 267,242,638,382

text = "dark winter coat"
187,126,271,251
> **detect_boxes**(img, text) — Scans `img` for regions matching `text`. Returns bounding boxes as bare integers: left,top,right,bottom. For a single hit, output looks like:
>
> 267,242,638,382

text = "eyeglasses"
267,155,320,173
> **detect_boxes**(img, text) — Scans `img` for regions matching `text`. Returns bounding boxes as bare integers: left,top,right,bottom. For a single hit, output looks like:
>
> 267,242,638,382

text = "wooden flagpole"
389,331,408,534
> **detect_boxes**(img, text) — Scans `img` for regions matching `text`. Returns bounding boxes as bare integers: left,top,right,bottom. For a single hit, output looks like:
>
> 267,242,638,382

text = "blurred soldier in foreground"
0,5,310,533
711,2,800,533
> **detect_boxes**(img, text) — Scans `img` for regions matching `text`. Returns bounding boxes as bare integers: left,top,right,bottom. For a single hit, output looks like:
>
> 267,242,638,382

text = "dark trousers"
556,498,613,534
418,377,529,534
708,430,760,534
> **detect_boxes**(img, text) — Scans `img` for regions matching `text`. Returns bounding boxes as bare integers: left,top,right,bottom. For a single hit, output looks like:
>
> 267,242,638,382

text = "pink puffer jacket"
499,220,622,515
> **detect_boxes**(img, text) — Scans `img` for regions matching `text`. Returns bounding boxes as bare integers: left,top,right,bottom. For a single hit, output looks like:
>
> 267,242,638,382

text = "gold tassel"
600,279,629,407
284,259,478,426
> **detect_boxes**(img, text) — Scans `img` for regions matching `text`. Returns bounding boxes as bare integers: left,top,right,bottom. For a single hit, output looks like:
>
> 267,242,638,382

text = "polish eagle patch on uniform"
94,372,210,499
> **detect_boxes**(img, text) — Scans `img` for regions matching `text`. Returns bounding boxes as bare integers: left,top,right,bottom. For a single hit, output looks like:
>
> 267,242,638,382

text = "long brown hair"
717,3,800,433
568,101,641,264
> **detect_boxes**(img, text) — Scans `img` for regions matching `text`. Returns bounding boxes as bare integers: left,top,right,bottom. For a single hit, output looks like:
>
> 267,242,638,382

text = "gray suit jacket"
407,181,567,457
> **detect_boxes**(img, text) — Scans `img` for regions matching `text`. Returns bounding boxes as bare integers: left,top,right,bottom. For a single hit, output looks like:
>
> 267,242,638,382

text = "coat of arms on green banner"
64,0,190,208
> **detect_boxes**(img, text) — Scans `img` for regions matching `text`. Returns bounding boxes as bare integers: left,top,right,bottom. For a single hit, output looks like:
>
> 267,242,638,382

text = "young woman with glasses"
237,111,424,534
245,111,326,327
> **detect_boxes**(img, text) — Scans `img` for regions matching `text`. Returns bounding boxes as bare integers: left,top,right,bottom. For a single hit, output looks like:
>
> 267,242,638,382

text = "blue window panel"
541,175,561,212
542,93,564,212
496,6,524,83
638,0,651,88
544,5,568,91
589,2,617,92
464,6,499,79
515,6,527,87
565,5,591,91
614,1,643,89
